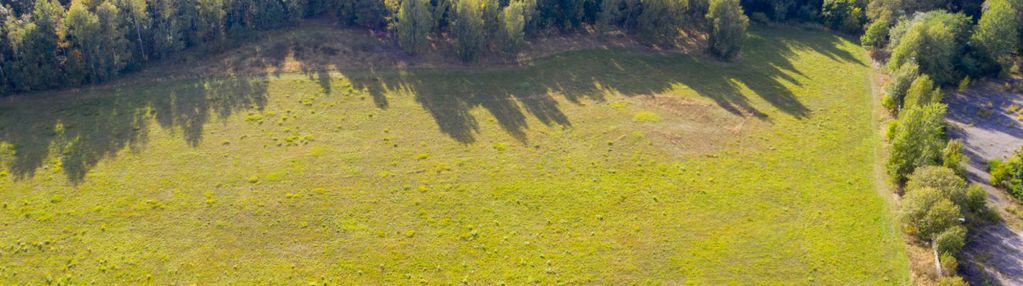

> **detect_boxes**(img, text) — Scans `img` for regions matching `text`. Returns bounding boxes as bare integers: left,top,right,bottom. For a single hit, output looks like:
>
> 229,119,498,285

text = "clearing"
0,26,907,284
946,80,1023,284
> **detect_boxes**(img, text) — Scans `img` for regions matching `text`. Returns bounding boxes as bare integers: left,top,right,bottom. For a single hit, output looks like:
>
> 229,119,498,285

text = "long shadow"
0,76,267,184
0,25,857,184
962,223,1023,285
325,26,845,143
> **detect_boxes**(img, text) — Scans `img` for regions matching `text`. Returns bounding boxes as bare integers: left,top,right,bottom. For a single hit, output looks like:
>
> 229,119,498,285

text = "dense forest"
0,0,1020,96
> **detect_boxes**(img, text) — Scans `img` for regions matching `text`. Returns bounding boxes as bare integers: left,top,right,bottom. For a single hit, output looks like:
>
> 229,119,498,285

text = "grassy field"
0,27,907,284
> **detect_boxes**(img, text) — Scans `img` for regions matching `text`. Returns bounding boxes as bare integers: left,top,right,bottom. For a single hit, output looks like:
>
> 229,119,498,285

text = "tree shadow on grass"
0,76,267,184
328,27,855,143
0,26,859,184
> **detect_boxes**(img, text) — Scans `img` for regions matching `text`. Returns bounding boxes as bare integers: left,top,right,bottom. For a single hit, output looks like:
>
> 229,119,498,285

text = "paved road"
946,82,1023,285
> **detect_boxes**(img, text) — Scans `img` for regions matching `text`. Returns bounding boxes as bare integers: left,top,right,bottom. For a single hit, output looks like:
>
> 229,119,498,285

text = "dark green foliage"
338,0,391,29
972,0,1020,66
740,0,821,22
886,103,947,184
0,5,10,96
706,0,749,60
821,0,864,34
633,0,687,44
7,0,65,92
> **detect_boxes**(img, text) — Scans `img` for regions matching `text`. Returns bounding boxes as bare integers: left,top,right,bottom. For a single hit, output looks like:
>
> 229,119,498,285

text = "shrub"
906,166,967,207
942,140,965,176
939,252,958,275
957,76,971,92
964,184,988,217
887,103,947,184
991,147,1023,199
706,0,749,60
934,224,967,256
901,187,961,239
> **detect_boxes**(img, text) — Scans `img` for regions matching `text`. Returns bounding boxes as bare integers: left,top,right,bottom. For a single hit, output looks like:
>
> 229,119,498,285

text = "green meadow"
0,27,907,284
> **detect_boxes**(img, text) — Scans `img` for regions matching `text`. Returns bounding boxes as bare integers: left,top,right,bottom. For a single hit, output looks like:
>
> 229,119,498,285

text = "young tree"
861,14,893,49
882,62,919,111
706,0,749,60
452,0,485,61
634,0,686,44
496,0,528,56
398,0,434,55
887,103,948,184
64,0,101,85
903,74,942,109
943,139,966,176
972,0,1020,66
95,0,129,81
113,0,150,68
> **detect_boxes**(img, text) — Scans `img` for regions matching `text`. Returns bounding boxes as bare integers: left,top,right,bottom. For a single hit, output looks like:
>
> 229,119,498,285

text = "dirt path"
945,81,1023,284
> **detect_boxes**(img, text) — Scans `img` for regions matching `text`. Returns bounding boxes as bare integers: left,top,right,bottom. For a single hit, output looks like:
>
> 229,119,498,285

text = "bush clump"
991,147,1023,199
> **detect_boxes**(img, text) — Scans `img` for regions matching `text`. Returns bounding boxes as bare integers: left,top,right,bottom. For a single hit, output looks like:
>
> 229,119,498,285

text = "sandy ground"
946,80,1023,285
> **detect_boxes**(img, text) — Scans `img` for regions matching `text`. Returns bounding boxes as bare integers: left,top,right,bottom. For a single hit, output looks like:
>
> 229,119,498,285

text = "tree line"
3,0,1020,97
867,0,1021,284
0,0,750,96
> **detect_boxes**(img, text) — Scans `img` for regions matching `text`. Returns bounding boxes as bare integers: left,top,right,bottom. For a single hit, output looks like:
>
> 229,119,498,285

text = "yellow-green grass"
0,27,906,284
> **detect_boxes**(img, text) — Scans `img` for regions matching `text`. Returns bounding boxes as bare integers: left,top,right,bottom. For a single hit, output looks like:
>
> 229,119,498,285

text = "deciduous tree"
706,0,749,60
